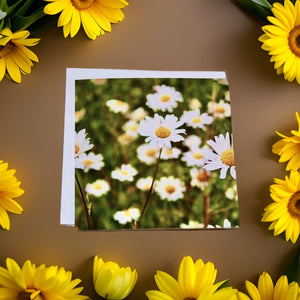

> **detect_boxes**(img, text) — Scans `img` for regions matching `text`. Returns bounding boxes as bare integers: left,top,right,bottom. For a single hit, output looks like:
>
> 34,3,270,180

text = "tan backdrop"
1,0,300,299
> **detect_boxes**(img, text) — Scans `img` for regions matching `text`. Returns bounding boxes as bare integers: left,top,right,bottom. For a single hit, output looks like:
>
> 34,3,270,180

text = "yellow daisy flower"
146,255,238,300
244,271,300,300
44,0,129,40
259,0,300,84
262,170,300,243
272,112,300,171
0,258,89,300
0,160,24,230
0,28,39,83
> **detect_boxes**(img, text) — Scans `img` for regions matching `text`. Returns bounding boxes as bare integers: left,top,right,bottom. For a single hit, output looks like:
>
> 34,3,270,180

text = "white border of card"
61,69,227,226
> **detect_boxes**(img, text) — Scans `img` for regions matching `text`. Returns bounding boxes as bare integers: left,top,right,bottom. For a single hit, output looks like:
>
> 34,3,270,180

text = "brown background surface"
1,0,300,298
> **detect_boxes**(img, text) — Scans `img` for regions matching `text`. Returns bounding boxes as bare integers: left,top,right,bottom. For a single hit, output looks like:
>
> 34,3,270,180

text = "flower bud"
93,256,137,299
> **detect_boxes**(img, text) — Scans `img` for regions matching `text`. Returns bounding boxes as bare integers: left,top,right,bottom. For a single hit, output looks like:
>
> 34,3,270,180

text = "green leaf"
3,0,24,17
14,0,35,17
251,0,272,9
284,247,300,284
233,0,273,23
0,19,4,32
26,15,58,35
11,7,45,32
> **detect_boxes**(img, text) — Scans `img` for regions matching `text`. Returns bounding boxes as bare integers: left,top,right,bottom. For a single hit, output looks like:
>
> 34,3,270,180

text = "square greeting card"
61,69,239,230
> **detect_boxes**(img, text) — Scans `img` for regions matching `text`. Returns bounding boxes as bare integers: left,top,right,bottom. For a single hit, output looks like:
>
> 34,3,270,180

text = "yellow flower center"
120,170,129,176
197,170,209,182
215,106,226,114
183,298,196,300
192,117,202,124
288,25,300,57
0,41,15,58
221,149,235,166
129,124,139,131
159,94,171,102
93,183,102,190
165,149,173,156
155,126,171,138
75,145,80,155
145,149,157,157
288,191,300,218
83,159,94,167
193,152,204,160
165,185,176,194
120,133,134,142
71,0,95,10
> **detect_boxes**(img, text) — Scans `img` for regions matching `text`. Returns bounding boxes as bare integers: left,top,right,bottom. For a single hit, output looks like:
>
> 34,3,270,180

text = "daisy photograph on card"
73,72,240,230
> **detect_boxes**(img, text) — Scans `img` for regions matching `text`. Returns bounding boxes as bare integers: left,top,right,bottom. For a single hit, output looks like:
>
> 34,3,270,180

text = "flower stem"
135,148,162,229
75,172,92,230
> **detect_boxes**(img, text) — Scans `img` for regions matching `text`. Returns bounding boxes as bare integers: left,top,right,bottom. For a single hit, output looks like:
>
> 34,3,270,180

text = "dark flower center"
71,0,95,10
0,41,15,58
288,191,300,218
288,26,300,57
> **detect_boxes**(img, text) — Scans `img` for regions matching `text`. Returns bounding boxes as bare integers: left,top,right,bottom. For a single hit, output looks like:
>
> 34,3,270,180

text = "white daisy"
113,208,140,225
136,177,153,191
75,108,86,123
118,132,138,145
184,135,202,149
91,78,107,85
204,132,236,179
224,90,230,102
128,107,148,121
215,219,237,228
154,176,186,201
188,98,202,110
181,146,210,167
146,85,183,112
75,129,94,157
180,220,214,229
207,100,231,118
180,109,213,129
138,114,185,149
111,164,138,182
75,152,104,172
225,184,238,201
189,167,211,190
106,99,129,114
122,120,140,134
85,179,110,197
137,144,160,165
160,147,181,160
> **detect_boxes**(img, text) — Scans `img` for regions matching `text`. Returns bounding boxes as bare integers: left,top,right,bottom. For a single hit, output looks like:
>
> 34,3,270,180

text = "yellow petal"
245,280,262,300
5,55,21,83
44,0,69,15
70,9,81,38
177,256,195,296
154,271,182,299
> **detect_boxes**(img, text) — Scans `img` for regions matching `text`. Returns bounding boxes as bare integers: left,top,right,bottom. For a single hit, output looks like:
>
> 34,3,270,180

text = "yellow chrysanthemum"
262,170,300,243
244,272,300,300
0,258,89,300
0,28,39,83
145,255,238,300
0,160,24,230
259,0,300,84
272,112,300,171
44,0,129,40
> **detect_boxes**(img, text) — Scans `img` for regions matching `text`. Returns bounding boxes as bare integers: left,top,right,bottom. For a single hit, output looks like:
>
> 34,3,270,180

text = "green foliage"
233,0,297,24
75,77,240,230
